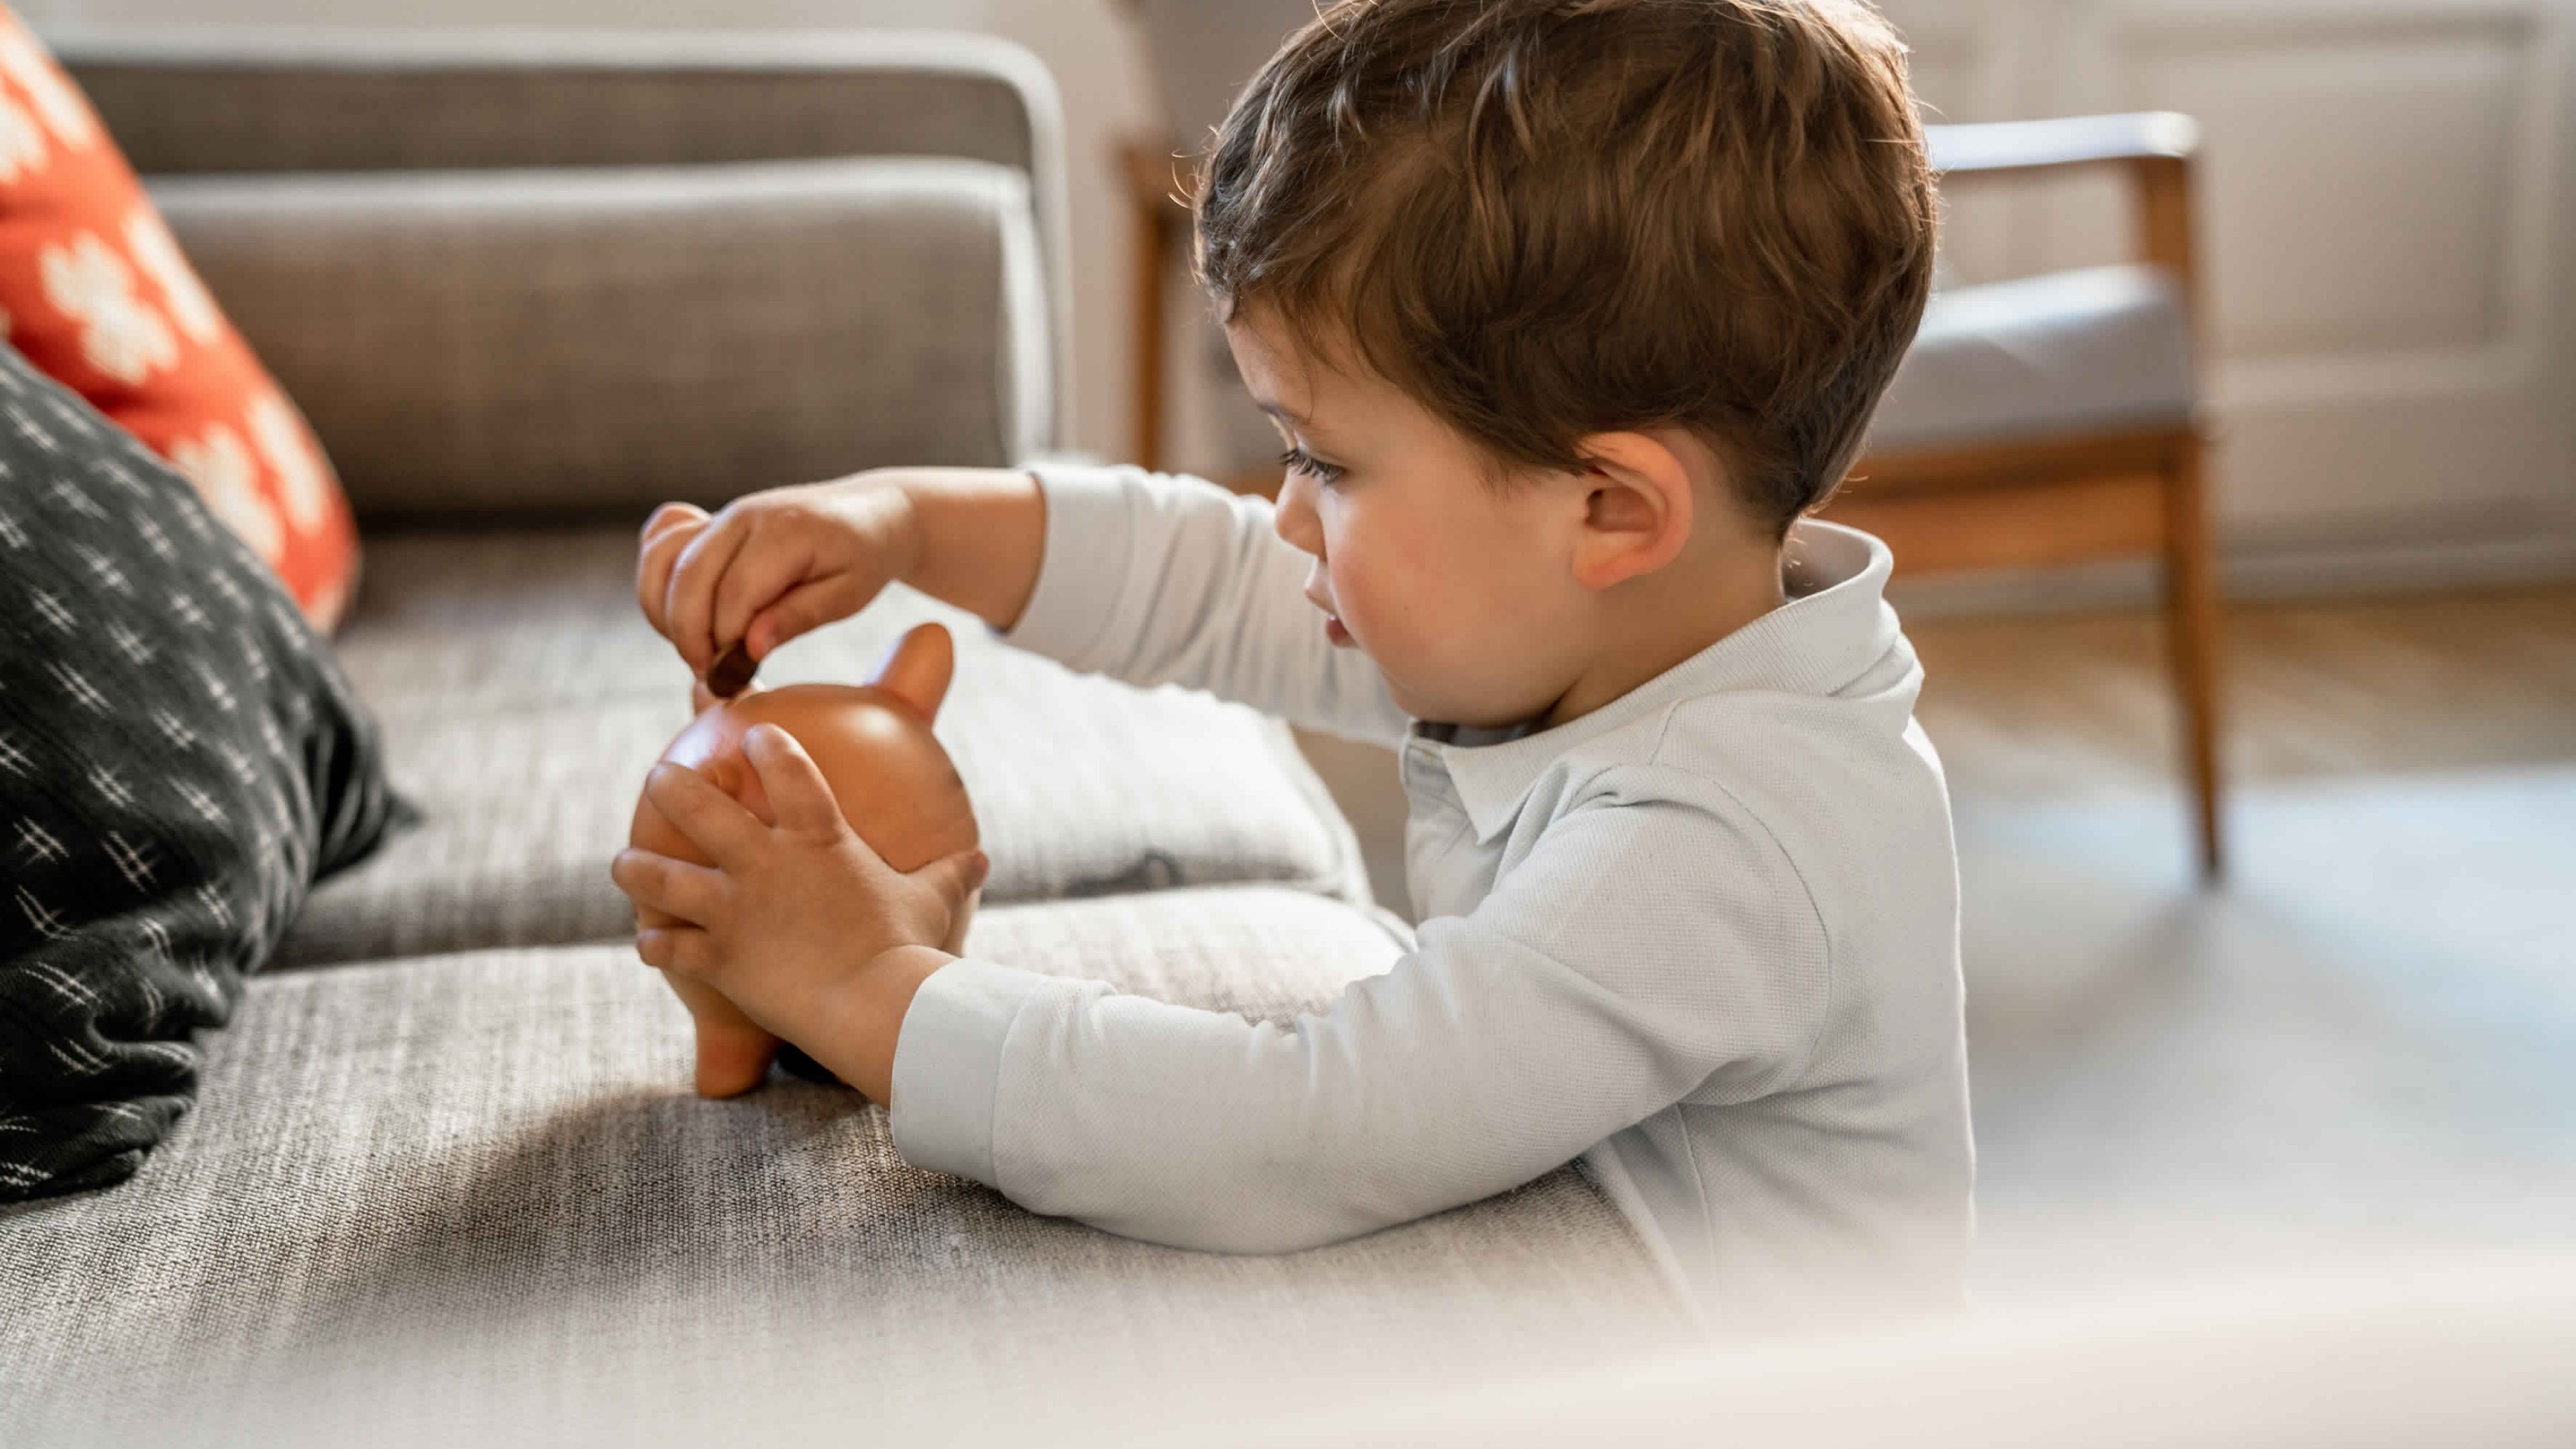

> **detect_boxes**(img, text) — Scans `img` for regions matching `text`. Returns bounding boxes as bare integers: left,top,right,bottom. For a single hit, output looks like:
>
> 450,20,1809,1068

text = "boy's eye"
1277,445,1347,487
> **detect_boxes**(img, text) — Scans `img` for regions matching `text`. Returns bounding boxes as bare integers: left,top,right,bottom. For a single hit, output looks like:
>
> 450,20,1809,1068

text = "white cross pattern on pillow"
14,818,67,864
0,339,402,1201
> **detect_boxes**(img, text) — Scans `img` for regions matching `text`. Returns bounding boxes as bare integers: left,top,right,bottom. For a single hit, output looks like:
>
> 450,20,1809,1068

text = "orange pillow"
0,7,356,629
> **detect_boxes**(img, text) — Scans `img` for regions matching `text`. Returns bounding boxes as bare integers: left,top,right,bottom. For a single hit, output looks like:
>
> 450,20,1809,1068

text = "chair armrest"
1926,112,2200,181
1926,113,2202,308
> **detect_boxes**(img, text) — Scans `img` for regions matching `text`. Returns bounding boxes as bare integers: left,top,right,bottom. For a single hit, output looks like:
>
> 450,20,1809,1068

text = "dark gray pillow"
0,345,407,1201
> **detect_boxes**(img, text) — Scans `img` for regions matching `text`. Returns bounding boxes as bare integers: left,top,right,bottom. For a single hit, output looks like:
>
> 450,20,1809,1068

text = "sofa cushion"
154,156,1051,518
1868,263,2196,453
0,889,1684,1443
281,527,1366,967
65,30,1050,178
0,343,404,1201
64,26,1077,468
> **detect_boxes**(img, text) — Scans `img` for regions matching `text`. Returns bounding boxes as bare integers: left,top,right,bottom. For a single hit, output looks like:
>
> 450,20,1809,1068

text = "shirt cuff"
1002,462,1140,674
888,957,1055,1187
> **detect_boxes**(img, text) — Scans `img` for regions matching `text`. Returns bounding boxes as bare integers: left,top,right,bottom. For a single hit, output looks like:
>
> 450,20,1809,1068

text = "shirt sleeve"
888,765,1833,1254
1002,462,1410,749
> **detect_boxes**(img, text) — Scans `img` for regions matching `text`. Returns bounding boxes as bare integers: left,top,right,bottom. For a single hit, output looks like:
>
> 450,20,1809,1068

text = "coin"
705,643,757,699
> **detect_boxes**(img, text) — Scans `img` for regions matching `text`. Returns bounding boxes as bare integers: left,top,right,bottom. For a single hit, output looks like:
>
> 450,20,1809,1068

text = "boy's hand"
635,476,920,681
610,724,987,1104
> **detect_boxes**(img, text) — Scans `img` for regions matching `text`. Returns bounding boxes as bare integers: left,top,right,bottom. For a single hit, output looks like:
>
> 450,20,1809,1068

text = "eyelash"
1278,445,1346,487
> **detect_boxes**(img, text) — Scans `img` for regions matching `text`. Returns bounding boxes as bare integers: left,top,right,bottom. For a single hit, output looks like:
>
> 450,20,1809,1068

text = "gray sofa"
1,29,1686,1444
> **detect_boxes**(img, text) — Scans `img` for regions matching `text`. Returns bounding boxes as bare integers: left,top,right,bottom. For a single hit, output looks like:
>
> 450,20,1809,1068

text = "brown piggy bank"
629,621,980,1095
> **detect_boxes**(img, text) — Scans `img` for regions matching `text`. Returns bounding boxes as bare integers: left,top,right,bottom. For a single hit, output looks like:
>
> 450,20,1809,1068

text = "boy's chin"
1384,675,1543,733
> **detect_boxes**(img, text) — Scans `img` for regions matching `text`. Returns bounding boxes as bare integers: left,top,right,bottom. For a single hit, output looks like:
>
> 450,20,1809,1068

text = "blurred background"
24,0,2573,1311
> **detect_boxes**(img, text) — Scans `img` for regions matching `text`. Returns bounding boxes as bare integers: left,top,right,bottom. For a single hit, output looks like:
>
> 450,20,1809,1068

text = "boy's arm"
884,767,1829,1254
999,464,1409,748
642,464,1399,743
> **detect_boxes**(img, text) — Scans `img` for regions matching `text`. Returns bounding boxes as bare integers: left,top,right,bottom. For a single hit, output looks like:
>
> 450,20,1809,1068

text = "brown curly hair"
1192,0,1935,535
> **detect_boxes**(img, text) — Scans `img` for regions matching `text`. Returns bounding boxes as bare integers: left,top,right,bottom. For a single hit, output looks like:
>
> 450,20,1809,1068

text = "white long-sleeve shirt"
890,464,1973,1330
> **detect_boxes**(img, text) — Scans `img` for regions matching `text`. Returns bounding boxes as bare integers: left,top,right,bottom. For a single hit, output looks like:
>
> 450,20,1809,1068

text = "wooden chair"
1822,114,2222,879
1121,111,2226,879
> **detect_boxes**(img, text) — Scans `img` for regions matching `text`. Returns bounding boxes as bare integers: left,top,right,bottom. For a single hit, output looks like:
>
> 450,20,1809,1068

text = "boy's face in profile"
1225,305,1608,731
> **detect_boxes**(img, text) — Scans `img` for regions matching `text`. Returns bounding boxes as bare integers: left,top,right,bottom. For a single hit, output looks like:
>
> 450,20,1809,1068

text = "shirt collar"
1424,520,1900,842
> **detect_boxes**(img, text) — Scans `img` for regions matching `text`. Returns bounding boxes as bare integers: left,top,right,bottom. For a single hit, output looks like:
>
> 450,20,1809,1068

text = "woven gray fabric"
54,29,1077,457
323,527,697,718
0,890,1685,1446
154,158,1044,517
65,40,1040,176
284,527,1365,966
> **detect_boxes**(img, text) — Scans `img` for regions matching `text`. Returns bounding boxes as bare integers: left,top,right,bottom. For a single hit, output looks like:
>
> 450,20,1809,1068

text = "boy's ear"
1566,430,1695,592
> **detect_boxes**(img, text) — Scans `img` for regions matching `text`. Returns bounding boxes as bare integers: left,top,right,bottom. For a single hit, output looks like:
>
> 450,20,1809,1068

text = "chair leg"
2161,437,2226,881
1126,144,1173,472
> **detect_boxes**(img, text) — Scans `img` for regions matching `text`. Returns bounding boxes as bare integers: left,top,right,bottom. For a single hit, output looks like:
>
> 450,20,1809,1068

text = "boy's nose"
1273,470,1324,559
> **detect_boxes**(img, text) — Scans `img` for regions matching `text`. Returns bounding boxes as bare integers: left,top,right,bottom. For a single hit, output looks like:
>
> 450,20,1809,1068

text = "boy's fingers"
636,924,718,978
610,847,729,926
642,761,766,867
635,512,704,639
640,501,708,558
665,511,754,675
746,573,876,660
741,724,845,839
708,529,816,669
643,500,708,538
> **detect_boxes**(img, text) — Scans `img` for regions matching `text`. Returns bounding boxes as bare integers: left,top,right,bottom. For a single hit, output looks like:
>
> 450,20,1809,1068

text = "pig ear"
868,622,955,720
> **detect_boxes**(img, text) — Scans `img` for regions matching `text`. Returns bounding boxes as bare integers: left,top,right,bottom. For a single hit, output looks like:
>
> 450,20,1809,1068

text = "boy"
613,0,1968,1329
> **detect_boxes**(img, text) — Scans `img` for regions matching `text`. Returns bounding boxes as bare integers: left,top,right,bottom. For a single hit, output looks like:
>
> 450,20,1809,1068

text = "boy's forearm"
991,465,1411,746
885,468,1046,633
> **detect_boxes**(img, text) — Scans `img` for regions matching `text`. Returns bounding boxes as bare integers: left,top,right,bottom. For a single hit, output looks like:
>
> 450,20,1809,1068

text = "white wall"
19,0,1167,468
1886,0,2576,583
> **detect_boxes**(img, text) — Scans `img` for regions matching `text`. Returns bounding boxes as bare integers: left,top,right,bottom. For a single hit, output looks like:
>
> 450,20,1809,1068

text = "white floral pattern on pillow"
122,207,222,346
0,89,43,180
0,21,95,148
247,392,333,533
40,231,174,384
0,4,354,630
171,423,282,566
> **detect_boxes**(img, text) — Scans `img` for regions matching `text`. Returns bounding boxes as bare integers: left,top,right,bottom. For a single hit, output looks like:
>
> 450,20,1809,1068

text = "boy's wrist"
869,467,1048,633
871,470,932,593
798,942,956,1104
